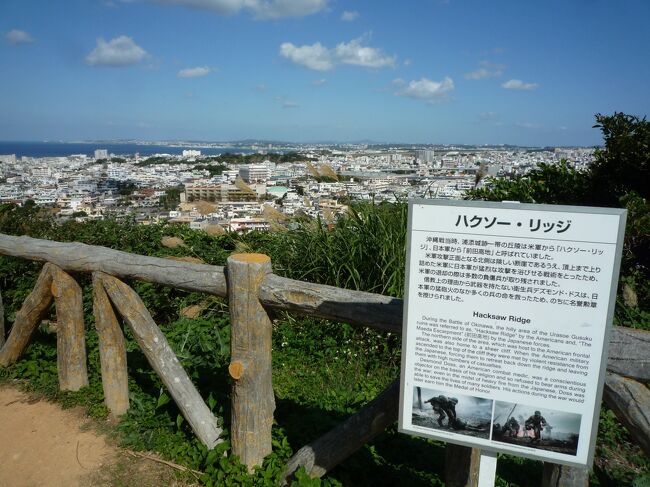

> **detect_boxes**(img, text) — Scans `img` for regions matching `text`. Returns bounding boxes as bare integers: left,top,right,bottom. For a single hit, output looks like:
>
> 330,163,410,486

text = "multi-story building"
239,164,271,183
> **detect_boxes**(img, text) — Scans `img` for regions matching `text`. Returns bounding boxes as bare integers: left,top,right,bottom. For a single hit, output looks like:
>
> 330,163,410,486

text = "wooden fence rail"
1,232,649,487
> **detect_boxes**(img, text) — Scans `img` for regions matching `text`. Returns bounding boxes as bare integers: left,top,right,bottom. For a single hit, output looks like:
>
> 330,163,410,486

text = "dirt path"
0,386,194,487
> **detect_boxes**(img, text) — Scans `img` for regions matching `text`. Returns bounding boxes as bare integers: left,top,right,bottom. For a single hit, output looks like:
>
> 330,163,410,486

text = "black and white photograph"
412,387,493,439
491,402,581,456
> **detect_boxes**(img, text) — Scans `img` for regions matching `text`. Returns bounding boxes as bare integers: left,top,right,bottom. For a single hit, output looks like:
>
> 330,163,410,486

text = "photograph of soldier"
412,387,492,439
424,394,458,427
525,410,547,444
492,401,581,456
503,416,520,438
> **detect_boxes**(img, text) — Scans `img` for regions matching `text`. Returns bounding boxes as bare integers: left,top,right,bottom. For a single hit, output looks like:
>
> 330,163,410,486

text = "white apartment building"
94,149,108,160
239,164,270,183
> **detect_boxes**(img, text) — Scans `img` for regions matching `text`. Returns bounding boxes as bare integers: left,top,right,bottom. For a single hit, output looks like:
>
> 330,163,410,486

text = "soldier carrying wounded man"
424,395,458,427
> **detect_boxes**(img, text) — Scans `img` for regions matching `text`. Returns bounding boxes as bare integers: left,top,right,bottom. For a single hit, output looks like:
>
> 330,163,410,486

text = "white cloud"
152,0,328,19
279,42,333,71
280,37,395,71
5,29,35,44
177,66,213,77
403,58,412,66
394,77,454,103
85,36,147,66
334,38,395,68
312,78,326,86
256,83,268,92
465,60,505,80
502,79,538,90
250,0,328,19
341,10,359,21
282,100,299,108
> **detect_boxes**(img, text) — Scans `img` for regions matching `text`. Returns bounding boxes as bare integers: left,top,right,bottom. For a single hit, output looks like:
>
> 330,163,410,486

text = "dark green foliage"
466,161,594,206
591,113,650,205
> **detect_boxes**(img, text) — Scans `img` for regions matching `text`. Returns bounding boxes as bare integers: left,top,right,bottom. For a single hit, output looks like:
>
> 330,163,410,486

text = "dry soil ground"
0,385,195,487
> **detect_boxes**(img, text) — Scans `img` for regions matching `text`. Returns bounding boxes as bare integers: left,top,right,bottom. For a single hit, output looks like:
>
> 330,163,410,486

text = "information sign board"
398,200,626,467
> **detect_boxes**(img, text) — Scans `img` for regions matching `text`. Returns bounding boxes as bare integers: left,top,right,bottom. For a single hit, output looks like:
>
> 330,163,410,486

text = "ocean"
0,141,255,158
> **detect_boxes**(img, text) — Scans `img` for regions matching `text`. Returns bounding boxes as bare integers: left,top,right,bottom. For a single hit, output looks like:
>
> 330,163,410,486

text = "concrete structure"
239,164,271,183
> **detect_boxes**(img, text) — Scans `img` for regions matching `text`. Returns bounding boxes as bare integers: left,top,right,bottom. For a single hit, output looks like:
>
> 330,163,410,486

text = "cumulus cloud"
334,38,395,68
341,10,359,21
394,77,454,103
280,37,395,71
502,79,538,90
465,60,505,80
5,29,35,44
177,66,213,77
152,0,328,19
280,42,333,71
312,78,326,86
85,36,147,66
251,0,328,19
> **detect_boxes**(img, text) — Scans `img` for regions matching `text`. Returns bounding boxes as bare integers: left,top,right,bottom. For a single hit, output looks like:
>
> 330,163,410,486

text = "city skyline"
1,0,649,146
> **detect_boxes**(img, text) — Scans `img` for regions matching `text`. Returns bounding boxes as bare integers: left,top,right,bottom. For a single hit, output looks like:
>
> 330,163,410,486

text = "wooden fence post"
445,445,480,487
92,273,129,417
281,378,400,483
227,253,275,471
0,264,53,367
51,265,88,391
0,288,5,348
99,273,223,449
541,463,589,487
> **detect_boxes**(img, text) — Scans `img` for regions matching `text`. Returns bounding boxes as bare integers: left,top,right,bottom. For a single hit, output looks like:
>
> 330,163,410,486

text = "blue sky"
1,0,649,145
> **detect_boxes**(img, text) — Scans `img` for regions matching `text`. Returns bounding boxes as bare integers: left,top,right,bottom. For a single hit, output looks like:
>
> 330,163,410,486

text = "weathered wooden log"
281,379,400,483
603,372,650,458
541,463,589,487
3,236,650,377
0,264,53,366
51,265,88,391
0,288,5,348
0,233,227,297
99,273,222,448
92,273,129,417
445,445,480,487
227,254,275,471
259,274,403,334
0,233,404,333
607,327,650,381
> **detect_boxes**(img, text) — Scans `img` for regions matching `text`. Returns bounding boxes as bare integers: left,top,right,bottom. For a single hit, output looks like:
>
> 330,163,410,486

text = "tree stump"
227,253,275,471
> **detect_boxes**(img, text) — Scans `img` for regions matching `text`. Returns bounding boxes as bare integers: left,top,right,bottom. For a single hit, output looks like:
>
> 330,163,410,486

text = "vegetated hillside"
0,113,648,486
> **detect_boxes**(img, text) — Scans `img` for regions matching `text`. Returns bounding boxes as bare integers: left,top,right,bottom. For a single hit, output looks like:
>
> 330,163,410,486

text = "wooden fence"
1,233,649,486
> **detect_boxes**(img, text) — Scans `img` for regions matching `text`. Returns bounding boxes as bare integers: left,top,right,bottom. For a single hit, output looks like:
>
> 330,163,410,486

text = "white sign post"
399,200,626,480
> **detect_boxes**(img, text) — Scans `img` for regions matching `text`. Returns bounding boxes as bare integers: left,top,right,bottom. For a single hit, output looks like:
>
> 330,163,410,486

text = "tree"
591,113,650,205
466,112,650,323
